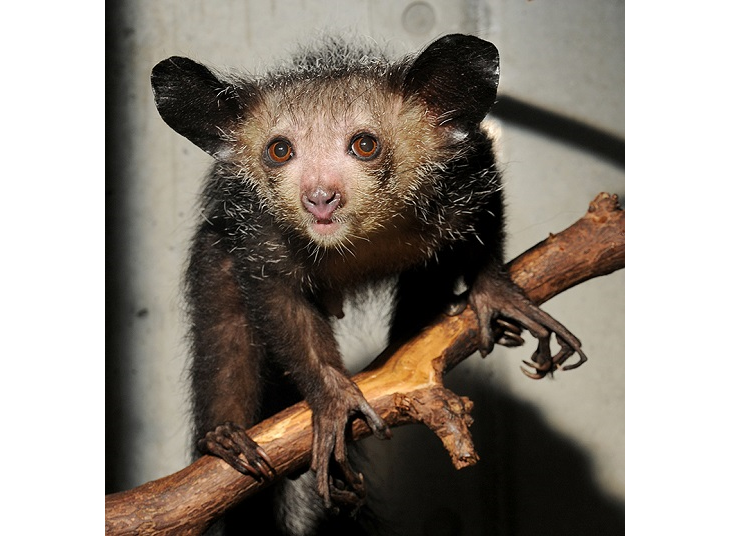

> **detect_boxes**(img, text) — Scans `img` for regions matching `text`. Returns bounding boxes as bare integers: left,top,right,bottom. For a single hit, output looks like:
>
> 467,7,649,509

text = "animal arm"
105,193,624,536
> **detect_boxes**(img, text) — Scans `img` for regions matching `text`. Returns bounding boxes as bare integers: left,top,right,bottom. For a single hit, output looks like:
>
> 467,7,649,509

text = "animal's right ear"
403,34,499,128
151,57,247,158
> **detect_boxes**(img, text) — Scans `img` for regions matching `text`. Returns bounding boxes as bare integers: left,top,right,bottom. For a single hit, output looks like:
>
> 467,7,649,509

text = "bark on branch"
105,192,625,536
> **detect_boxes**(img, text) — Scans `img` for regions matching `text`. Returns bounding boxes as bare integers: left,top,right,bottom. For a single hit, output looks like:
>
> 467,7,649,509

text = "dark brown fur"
151,34,586,536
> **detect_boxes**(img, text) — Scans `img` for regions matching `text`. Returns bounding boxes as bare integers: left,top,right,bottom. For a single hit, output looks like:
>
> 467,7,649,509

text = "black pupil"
273,142,289,159
358,137,374,153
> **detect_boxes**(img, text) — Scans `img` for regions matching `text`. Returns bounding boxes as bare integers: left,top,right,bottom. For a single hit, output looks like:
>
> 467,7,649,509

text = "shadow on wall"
105,0,132,494
366,366,625,536
491,96,625,169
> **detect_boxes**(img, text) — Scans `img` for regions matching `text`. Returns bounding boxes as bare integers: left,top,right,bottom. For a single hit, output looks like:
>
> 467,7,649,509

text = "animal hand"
198,422,275,480
469,271,588,379
310,369,391,509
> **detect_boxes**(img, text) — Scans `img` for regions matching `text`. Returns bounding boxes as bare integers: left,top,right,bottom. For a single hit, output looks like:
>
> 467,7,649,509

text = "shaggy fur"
152,34,506,535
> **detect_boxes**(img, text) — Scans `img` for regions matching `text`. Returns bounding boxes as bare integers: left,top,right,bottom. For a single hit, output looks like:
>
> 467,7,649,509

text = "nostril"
302,187,342,220
304,187,336,206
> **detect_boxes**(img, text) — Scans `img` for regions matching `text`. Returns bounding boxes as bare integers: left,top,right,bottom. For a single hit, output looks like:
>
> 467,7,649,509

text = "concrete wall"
106,1,624,534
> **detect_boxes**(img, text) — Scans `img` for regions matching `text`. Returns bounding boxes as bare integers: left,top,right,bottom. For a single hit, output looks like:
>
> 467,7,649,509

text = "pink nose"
302,187,341,221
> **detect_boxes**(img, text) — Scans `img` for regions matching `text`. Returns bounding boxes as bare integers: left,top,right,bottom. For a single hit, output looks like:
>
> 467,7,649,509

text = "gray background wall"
106,1,624,534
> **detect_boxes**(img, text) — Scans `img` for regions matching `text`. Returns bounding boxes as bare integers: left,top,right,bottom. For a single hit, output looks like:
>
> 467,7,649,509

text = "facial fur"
207,45,490,264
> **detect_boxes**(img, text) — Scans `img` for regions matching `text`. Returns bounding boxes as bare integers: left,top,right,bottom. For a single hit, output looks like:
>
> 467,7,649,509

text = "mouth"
310,218,342,236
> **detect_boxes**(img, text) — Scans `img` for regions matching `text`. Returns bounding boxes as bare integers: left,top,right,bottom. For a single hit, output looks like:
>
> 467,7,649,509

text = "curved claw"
550,347,573,367
494,318,525,347
520,362,546,380
530,351,553,371
496,318,523,336
247,445,275,479
560,349,588,371
470,274,589,379
497,331,525,347
199,422,276,481
357,399,392,441
529,340,553,371
548,334,588,371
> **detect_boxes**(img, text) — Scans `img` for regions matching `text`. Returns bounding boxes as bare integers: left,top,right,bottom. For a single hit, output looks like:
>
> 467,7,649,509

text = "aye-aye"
151,33,586,534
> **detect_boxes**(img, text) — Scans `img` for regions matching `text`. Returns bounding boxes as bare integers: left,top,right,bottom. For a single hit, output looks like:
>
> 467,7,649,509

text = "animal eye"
266,139,293,164
350,134,379,160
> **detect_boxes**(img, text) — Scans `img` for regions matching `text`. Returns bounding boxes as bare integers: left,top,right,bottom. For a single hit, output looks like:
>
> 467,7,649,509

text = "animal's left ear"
151,56,248,158
403,34,499,126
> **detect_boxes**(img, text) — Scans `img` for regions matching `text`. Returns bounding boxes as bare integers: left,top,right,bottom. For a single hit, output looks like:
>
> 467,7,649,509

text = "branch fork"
106,192,624,536
394,388,478,469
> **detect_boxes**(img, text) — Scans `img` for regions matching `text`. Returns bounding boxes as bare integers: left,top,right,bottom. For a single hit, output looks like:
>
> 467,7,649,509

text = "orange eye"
267,139,293,164
350,134,379,160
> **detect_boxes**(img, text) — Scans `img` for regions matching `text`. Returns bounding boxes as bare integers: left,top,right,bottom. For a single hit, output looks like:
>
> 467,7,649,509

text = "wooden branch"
105,192,624,536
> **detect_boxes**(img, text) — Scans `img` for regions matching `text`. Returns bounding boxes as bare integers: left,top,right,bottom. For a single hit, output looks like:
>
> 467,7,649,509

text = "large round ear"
151,57,247,158
403,34,499,127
